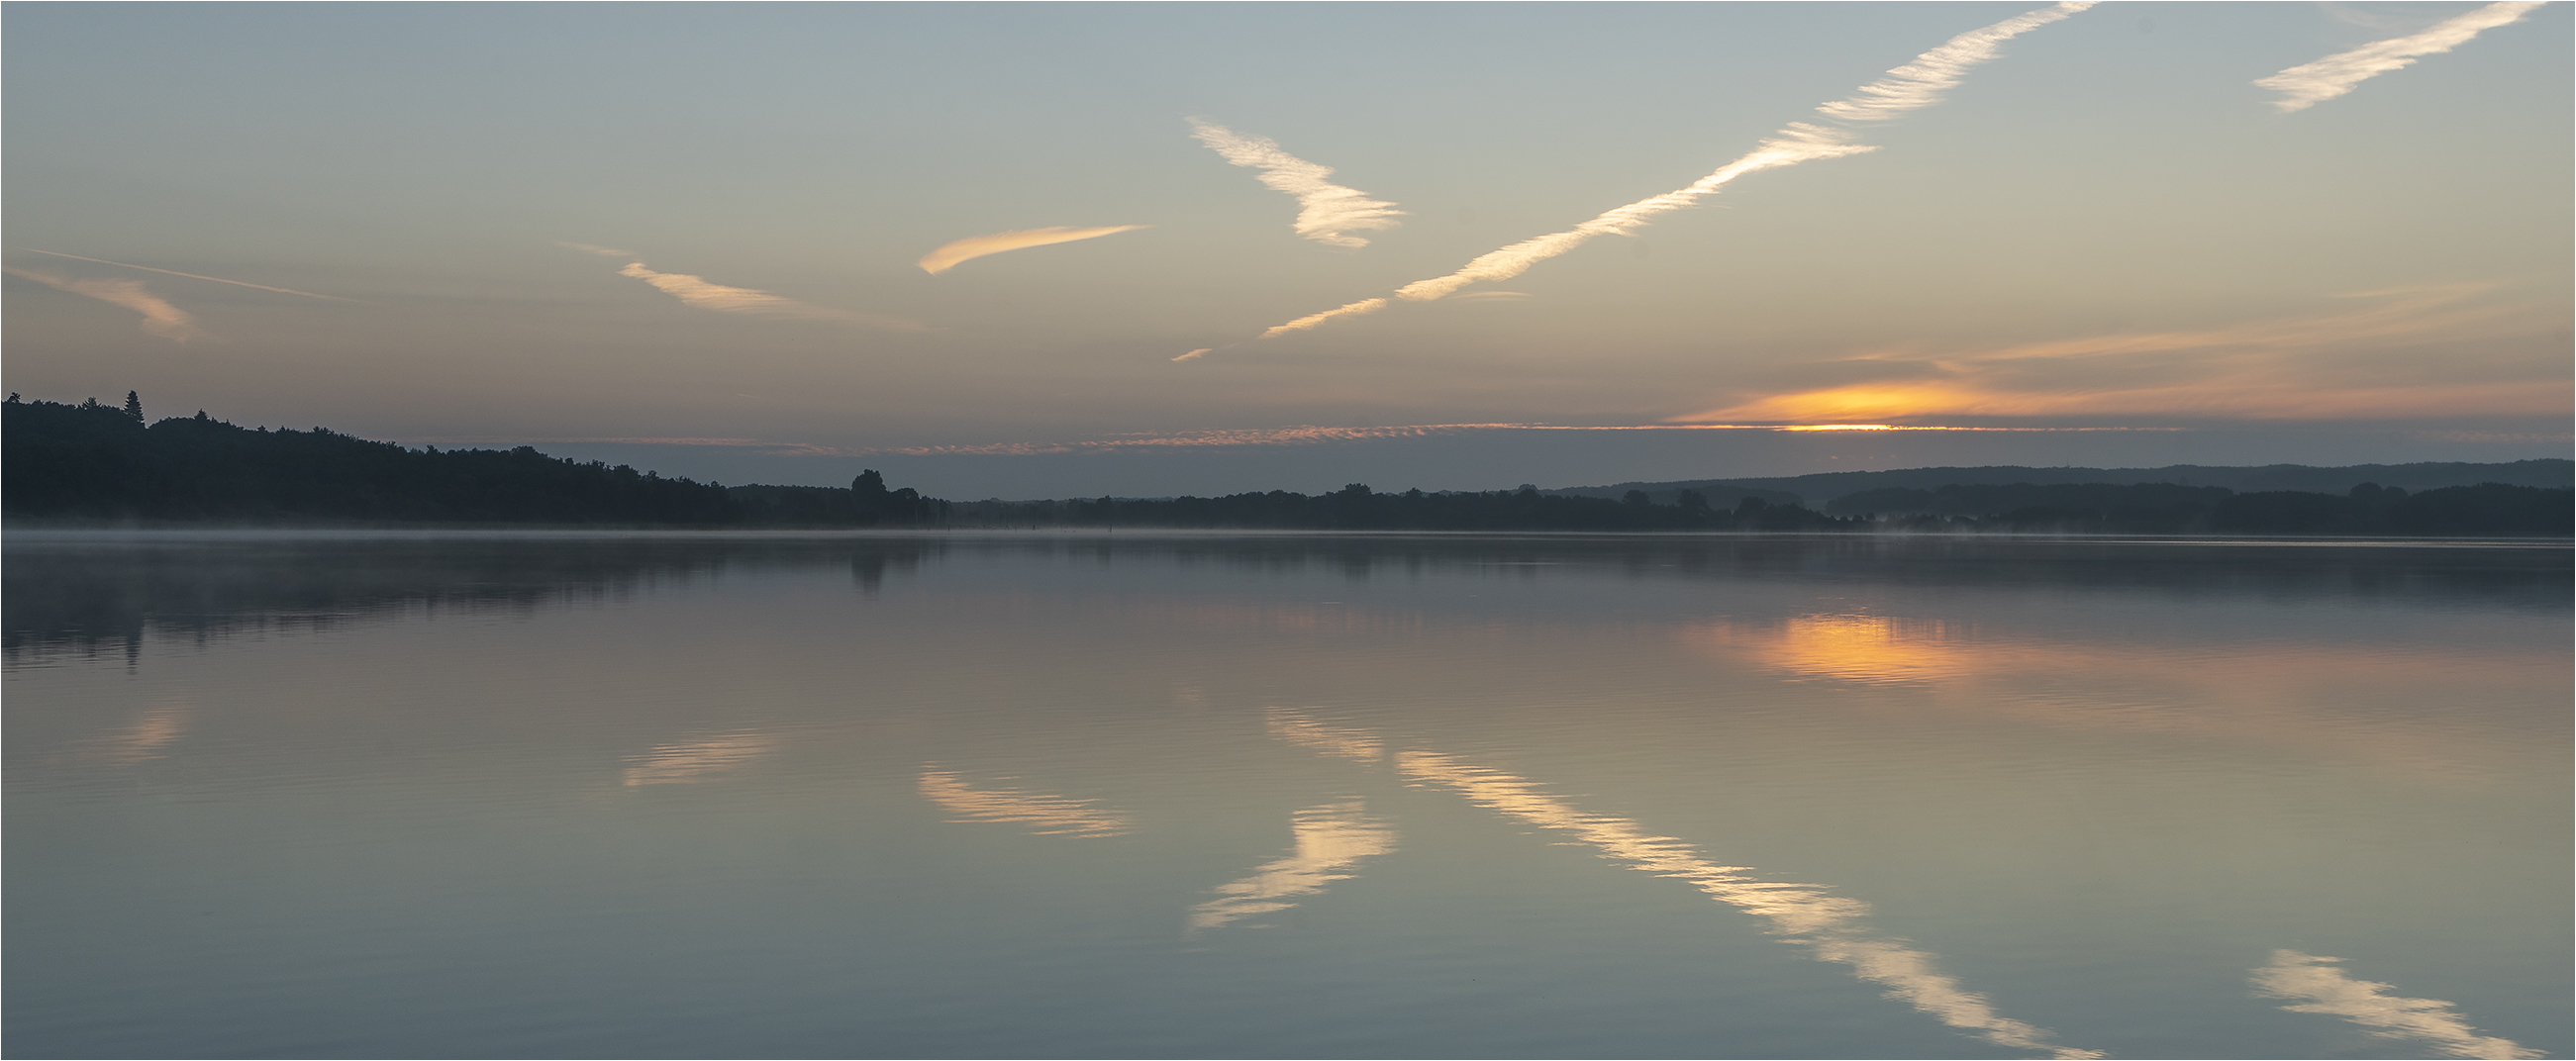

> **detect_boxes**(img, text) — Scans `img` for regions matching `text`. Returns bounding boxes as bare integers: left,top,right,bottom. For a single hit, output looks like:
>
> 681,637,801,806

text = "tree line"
1831,480,2572,536
2,394,932,527
5,393,2564,535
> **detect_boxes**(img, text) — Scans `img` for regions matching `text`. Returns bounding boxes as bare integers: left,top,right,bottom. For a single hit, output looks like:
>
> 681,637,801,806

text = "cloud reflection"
1190,799,1397,931
2252,950,2539,1059
918,767,1133,837
1265,710,2099,1059
86,700,188,766
1682,614,2551,785
622,731,776,786
1265,709,1384,762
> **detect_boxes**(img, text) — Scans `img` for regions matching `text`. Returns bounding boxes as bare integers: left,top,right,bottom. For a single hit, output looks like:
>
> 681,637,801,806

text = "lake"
5,531,2567,1059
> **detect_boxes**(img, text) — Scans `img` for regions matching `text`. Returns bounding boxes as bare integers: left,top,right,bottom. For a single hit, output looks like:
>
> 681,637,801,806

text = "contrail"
1244,1,2096,343
616,261,930,332
1189,119,1405,247
2255,1,2543,113
4,267,209,341
917,226,1147,274
17,248,358,301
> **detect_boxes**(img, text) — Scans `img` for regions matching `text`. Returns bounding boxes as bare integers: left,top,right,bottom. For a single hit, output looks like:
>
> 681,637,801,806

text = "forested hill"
1562,459,2575,508
5,394,2566,534
1,395,935,527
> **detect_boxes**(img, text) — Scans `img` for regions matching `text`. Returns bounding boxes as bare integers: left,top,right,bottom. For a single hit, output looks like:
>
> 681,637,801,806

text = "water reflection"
1687,613,2553,785
11,532,2563,669
1695,614,1982,685
1271,710,2102,1060
916,768,1132,837
1189,800,1397,932
83,698,189,766
1265,710,1385,762
2252,950,2540,1060
621,732,777,787
4,532,2562,1058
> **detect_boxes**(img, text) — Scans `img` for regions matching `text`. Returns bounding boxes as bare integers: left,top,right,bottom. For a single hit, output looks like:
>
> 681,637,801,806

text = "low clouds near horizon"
1676,284,2568,425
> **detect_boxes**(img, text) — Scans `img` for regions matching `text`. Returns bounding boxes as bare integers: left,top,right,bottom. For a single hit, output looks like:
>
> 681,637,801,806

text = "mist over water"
6,531,2567,1059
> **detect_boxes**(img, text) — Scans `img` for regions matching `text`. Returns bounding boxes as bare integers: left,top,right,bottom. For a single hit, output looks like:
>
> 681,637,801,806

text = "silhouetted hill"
949,485,1854,531
7,394,2564,535
1829,480,2571,536
2,395,932,527
1557,460,2574,508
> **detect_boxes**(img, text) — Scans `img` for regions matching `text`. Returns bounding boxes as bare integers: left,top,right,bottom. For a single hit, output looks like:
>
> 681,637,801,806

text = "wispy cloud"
1675,284,2569,424
917,226,1147,275
557,241,636,257
1246,1,2095,342
2253,950,2540,1059
18,248,358,302
2256,1,2544,113
1189,119,1405,248
615,260,929,332
5,267,209,341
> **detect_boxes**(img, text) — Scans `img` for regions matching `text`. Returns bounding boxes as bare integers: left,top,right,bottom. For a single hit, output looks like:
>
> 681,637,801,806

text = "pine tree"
123,391,144,423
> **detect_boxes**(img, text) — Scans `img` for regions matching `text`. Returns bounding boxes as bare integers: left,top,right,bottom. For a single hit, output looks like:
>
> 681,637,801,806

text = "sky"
5,2,2568,498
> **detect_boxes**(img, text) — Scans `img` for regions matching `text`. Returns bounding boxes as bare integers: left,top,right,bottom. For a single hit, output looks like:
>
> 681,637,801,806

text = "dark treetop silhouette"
3,393,2564,534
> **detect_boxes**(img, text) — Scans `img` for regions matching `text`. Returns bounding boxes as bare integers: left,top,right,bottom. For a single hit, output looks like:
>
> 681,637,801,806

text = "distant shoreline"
9,525,2567,545
9,395,2569,537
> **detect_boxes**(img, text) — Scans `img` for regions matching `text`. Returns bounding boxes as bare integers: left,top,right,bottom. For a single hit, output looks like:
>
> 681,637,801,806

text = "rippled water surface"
6,531,2568,1059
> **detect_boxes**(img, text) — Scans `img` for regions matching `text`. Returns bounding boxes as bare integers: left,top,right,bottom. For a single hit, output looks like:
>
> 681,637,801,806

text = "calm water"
6,531,2568,1059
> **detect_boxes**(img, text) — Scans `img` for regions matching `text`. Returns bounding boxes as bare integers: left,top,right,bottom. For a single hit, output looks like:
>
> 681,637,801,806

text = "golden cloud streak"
5,266,209,341
618,261,930,332
917,226,1147,275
